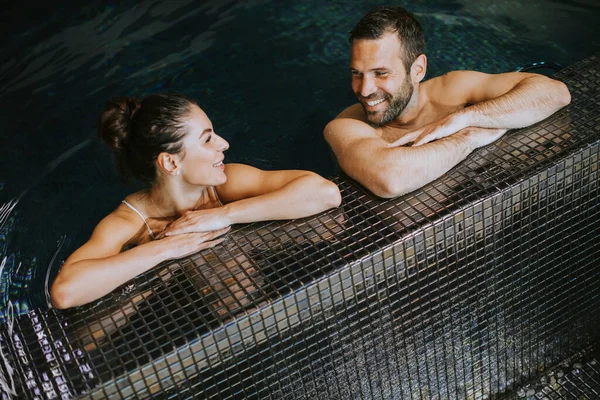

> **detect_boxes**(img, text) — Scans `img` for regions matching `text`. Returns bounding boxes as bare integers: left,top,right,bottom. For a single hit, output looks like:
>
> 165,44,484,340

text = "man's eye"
351,71,361,76
375,71,388,77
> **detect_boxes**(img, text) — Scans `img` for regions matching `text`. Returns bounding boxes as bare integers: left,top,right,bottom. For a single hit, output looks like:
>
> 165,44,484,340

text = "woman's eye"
205,135,212,143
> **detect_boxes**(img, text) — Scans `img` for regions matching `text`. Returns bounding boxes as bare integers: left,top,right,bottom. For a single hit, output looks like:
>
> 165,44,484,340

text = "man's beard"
359,78,414,126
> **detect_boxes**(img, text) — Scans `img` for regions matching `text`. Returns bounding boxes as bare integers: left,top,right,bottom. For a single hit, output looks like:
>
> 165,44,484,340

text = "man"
324,6,571,198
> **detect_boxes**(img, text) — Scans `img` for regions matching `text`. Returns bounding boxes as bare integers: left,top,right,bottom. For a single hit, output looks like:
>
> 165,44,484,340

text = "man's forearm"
363,133,474,198
459,76,571,129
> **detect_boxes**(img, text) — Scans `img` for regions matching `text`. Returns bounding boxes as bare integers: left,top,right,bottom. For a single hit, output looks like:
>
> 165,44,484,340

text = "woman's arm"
218,163,341,222
51,211,228,309
161,164,341,235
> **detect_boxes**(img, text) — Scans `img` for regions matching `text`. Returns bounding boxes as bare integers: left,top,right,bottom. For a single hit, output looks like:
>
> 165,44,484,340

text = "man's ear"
411,54,427,83
156,152,180,175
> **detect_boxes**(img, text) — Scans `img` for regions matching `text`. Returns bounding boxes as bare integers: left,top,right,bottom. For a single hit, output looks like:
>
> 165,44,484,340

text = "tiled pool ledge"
1,54,599,399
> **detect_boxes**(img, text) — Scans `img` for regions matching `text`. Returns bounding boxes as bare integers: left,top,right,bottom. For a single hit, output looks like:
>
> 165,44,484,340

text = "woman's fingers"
206,226,231,239
163,216,201,236
170,229,230,258
162,225,230,241
161,209,230,236
164,225,191,236
177,237,225,258
197,237,226,249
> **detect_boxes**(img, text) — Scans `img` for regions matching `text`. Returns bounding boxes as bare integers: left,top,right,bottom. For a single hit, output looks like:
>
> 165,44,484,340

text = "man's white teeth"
367,98,385,106
213,161,223,167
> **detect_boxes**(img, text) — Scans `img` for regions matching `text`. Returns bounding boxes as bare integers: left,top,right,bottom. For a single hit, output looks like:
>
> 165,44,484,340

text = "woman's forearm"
223,174,341,224
51,240,171,309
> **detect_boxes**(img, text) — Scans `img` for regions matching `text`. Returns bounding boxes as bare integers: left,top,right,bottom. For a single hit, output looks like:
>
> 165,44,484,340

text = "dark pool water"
1,0,599,322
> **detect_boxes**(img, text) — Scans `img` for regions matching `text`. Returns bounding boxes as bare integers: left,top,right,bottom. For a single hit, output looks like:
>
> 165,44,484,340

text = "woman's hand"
158,227,230,259
157,208,232,238
51,213,230,309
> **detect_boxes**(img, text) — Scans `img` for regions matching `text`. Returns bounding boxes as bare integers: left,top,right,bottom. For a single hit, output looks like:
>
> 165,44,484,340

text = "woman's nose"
217,135,229,151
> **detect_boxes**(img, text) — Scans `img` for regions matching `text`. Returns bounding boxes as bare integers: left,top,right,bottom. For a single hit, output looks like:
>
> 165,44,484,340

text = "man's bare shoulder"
324,105,381,154
326,105,378,140
434,70,487,84
335,103,368,121
421,70,486,106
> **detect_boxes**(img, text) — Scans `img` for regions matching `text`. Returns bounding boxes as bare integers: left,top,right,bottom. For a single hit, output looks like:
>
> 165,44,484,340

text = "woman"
51,93,341,309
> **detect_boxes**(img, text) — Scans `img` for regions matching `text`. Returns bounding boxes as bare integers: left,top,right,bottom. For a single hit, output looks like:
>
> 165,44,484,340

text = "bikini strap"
210,186,224,207
122,200,155,240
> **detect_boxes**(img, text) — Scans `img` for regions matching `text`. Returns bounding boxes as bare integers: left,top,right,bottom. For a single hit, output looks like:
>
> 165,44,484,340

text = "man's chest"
379,102,465,143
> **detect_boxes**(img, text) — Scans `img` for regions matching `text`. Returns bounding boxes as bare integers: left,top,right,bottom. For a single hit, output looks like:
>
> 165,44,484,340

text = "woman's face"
177,104,229,187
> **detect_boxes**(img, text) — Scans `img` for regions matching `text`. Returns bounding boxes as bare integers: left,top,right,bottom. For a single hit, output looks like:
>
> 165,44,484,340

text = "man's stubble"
362,77,414,126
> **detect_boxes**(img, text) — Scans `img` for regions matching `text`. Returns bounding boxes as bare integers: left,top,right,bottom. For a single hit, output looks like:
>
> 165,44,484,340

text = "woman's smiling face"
177,104,229,186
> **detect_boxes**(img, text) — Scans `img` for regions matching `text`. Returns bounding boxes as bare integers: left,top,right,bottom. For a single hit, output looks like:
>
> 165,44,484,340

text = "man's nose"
359,76,376,98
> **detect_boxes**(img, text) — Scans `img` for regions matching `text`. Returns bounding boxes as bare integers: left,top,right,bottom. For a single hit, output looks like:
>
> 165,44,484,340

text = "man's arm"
390,71,571,147
461,71,571,126
324,117,504,198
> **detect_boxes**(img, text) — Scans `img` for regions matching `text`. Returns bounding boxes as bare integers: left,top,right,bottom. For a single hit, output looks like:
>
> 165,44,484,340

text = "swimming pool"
1,0,599,325
2,3,598,398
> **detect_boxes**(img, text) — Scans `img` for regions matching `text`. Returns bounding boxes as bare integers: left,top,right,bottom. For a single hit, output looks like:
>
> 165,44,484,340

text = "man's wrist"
451,108,472,131
451,129,475,154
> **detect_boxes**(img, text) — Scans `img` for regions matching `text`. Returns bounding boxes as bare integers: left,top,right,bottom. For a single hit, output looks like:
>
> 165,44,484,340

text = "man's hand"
387,113,467,148
458,127,508,149
387,122,507,150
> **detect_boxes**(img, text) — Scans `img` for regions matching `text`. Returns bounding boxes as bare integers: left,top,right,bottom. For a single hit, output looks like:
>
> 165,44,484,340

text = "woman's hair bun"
98,96,141,151
98,92,195,184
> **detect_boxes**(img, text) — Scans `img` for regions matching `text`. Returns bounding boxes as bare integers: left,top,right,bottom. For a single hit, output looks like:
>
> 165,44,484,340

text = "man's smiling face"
350,32,414,126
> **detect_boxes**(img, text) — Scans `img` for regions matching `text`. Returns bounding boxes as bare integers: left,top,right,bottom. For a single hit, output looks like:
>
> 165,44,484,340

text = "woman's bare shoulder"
95,193,150,239
63,201,148,266
96,206,142,239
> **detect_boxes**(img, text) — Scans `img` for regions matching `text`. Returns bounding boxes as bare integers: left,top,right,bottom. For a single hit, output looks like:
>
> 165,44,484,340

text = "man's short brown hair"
350,6,425,72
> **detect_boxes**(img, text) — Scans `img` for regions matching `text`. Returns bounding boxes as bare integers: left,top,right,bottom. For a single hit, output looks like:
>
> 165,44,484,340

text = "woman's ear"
411,54,427,83
157,152,180,176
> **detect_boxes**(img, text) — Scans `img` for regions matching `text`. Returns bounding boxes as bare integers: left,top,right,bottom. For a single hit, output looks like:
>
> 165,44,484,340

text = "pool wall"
0,54,599,399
